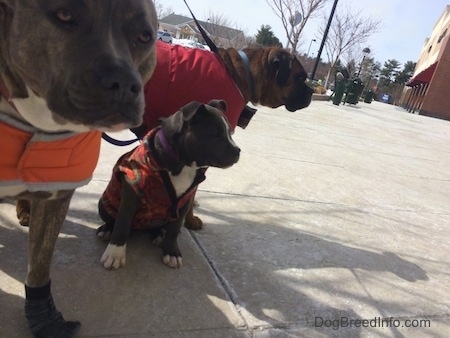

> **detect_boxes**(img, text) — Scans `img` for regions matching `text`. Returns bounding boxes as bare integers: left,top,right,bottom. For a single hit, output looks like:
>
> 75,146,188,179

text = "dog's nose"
232,146,241,162
89,61,143,103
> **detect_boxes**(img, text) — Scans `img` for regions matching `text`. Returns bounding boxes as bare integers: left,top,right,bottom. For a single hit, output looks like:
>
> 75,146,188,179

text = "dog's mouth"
200,150,240,169
51,108,143,131
47,88,144,131
285,85,314,112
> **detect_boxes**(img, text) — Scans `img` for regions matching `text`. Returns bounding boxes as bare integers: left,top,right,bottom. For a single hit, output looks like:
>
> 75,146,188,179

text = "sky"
159,0,449,67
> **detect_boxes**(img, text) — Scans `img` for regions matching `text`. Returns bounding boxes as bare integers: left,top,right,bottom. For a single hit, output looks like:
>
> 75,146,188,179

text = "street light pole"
307,39,316,57
356,47,371,77
310,0,339,80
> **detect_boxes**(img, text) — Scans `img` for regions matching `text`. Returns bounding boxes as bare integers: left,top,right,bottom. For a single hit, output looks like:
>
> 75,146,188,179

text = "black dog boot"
25,281,81,338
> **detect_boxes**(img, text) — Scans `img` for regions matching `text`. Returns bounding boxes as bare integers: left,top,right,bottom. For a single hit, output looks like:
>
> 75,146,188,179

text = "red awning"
407,62,437,86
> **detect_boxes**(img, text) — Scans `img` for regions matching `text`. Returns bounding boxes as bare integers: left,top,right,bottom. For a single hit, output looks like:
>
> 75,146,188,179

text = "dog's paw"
163,255,182,268
161,240,182,268
18,213,30,227
16,200,31,226
153,235,164,247
100,244,126,270
151,229,166,247
184,215,203,230
96,224,112,241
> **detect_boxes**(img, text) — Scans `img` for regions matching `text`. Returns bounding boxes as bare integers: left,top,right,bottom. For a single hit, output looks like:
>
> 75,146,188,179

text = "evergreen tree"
255,25,282,47
379,59,401,86
395,61,416,84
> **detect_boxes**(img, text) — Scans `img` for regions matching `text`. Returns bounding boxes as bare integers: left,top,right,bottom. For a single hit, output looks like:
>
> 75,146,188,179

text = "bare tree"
153,0,173,20
320,5,381,86
204,10,247,49
266,0,330,53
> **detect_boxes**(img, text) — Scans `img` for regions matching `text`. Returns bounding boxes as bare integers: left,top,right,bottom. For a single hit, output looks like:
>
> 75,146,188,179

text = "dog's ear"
269,50,294,87
207,99,227,113
181,101,203,121
0,2,29,98
162,101,201,134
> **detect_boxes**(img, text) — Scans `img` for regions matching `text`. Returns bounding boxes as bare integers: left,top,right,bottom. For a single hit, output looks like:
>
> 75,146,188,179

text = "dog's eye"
304,78,315,89
137,31,153,44
295,75,305,83
54,9,75,25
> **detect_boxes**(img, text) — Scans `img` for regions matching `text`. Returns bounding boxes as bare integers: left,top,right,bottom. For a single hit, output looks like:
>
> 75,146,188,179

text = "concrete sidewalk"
1,99,449,337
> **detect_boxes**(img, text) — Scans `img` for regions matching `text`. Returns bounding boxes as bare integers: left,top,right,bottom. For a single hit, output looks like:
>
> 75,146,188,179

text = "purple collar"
156,129,179,161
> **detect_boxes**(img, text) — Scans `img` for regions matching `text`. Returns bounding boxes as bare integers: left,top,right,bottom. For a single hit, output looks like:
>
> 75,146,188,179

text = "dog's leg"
101,176,140,270
16,199,31,226
96,199,117,242
184,196,203,230
25,189,81,338
161,203,191,268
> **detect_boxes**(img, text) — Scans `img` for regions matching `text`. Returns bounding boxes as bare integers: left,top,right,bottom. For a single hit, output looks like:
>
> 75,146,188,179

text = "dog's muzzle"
47,59,145,129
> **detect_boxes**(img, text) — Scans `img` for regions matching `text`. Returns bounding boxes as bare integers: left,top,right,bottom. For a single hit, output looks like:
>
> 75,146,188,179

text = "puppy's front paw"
163,255,182,268
162,240,182,268
101,244,126,270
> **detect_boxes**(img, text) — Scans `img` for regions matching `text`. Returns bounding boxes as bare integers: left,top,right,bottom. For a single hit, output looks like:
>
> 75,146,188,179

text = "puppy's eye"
54,9,75,24
138,31,153,44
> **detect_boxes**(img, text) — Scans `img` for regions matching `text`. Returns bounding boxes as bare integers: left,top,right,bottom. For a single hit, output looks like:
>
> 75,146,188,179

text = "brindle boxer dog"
0,1,157,337
133,41,314,230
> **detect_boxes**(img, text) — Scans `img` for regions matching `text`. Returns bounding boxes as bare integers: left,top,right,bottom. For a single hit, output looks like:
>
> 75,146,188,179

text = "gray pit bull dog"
96,100,240,269
0,1,158,337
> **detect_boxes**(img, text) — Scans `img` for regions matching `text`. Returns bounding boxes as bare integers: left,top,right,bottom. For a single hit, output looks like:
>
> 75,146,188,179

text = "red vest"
100,128,206,229
143,41,245,130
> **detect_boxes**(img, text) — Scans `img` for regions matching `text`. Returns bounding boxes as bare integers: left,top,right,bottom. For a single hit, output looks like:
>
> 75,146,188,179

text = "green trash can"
364,90,374,103
343,78,364,105
331,72,346,106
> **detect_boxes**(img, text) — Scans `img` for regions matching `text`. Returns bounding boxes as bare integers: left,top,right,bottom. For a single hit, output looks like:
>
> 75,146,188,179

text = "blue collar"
237,50,254,99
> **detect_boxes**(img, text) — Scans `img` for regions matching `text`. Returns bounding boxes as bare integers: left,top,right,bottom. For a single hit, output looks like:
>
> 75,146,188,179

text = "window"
437,28,447,43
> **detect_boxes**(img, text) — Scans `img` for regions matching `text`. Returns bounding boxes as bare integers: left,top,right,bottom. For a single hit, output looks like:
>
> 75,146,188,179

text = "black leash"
184,0,254,99
183,0,218,53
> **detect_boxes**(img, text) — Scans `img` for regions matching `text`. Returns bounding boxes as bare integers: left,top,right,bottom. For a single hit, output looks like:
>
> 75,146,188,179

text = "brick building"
401,5,450,119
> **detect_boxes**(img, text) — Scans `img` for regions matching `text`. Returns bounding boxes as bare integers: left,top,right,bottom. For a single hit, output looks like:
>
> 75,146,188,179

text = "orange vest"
0,117,102,193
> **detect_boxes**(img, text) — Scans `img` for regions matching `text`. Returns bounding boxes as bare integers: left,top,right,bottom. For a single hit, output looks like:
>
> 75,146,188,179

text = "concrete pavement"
1,99,449,337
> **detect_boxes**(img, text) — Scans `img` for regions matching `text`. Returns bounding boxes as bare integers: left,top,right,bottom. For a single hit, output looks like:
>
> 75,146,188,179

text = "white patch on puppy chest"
169,164,198,197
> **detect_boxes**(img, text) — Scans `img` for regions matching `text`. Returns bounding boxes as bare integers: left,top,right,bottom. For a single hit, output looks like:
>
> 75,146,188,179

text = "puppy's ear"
207,99,228,113
162,101,202,134
269,50,294,87
180,101,203,121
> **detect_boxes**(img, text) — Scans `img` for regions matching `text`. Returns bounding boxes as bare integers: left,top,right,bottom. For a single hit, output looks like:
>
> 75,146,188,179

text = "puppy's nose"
231,146,241,161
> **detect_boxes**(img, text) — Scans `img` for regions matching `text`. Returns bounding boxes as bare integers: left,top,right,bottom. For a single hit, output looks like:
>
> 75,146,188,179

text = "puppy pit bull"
0,0,158,337
97,100,240,269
